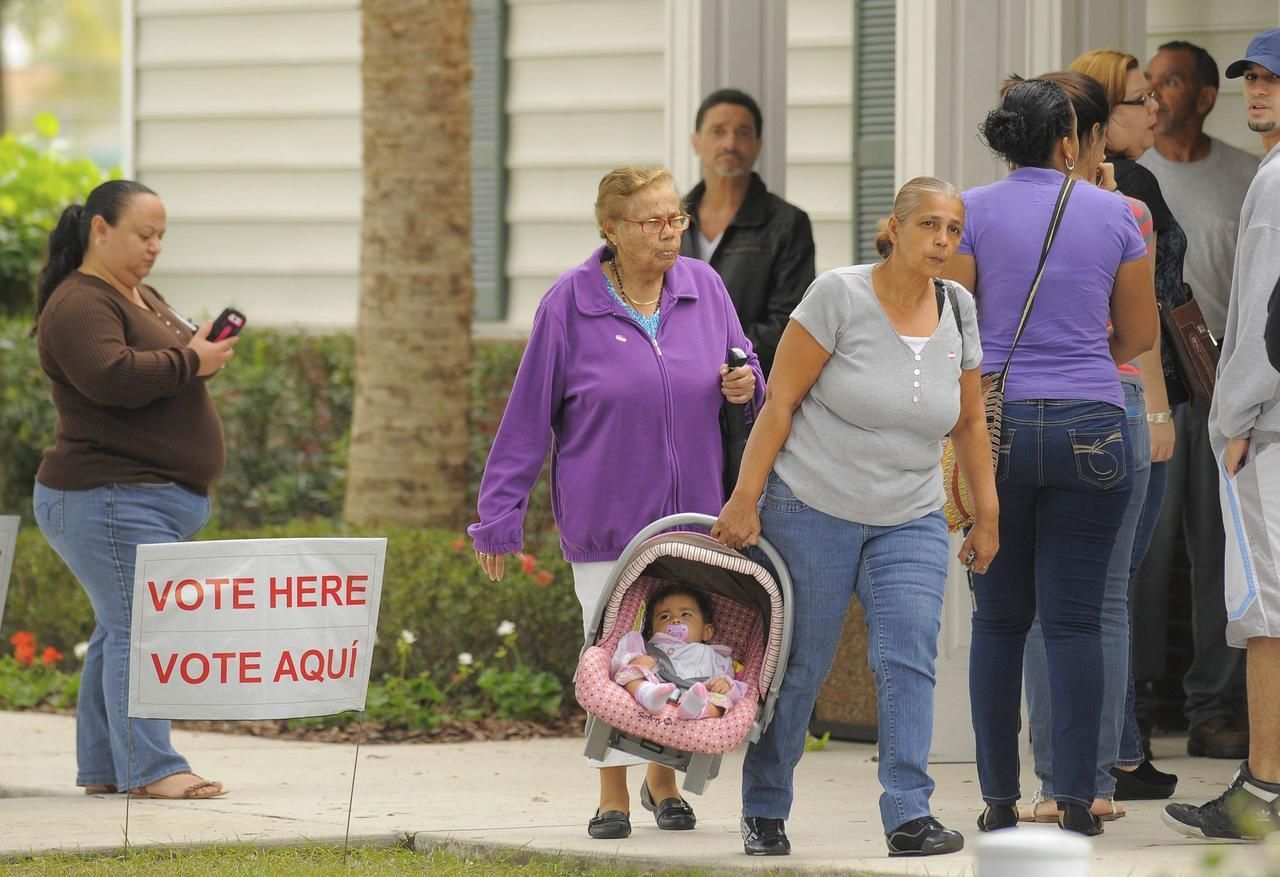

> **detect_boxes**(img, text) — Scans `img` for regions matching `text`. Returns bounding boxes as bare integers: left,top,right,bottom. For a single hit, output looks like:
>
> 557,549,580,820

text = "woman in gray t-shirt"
713,176,997,858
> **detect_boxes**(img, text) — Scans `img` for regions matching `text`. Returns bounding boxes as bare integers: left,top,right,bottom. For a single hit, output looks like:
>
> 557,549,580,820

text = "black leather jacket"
681,173,815,375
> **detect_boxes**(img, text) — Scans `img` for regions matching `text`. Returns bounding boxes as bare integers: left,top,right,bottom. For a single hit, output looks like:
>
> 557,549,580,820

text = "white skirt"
573,561,647,769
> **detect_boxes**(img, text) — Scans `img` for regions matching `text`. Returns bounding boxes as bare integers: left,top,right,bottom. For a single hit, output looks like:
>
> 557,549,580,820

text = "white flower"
399,629,417,645
496,620,516,637
73,641,89,659
457,652,474,666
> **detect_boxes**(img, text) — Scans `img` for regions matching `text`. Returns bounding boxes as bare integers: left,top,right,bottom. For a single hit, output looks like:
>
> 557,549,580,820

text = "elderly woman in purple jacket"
469,165,763,841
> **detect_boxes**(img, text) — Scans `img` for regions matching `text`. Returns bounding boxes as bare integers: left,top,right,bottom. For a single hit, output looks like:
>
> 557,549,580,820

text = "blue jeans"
1023,383,1149,798
742,472,949,833
33,481,210,790
1118,459,1169,765
970,400,1132,808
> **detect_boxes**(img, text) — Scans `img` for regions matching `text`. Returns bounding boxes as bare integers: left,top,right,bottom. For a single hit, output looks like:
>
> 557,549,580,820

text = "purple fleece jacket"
469,245,765,563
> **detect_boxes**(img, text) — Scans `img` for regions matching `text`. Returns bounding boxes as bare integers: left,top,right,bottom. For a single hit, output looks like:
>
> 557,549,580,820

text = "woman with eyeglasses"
469,165,762,841
1071,48,1188,802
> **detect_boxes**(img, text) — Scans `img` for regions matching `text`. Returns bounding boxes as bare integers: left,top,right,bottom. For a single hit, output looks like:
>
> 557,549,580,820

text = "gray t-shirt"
1138,137,1259,338
773,265,983,527
1209,142,1280,451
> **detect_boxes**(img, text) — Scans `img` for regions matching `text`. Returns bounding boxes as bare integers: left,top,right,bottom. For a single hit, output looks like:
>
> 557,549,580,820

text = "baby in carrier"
610,584,748,719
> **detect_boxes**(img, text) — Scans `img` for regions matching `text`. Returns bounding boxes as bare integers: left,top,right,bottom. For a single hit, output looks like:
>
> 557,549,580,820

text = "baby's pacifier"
664,623,689,642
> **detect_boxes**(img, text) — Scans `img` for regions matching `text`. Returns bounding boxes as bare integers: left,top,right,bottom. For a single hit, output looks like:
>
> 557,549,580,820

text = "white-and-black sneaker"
1163,762,1280,842
886,816,965,857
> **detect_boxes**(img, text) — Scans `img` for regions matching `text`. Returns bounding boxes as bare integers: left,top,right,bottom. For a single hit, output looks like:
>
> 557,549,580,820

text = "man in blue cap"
1164,27,1280,842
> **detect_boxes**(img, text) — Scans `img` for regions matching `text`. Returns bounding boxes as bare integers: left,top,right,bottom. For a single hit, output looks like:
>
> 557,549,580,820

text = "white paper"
0,516,18,631
127,538,386,720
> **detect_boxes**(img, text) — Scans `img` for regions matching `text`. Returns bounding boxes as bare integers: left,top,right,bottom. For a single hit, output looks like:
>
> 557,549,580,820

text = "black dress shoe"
587,809,631,839
741,816,790,856
1187,715,1250,759
1058,802,1103,836
1111,760,1178,800
639,779,696,830
886,816,965,856
977,804,1019,832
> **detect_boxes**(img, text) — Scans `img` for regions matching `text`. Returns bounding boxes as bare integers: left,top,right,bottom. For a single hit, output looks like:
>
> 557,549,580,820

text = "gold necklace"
610,257,661,307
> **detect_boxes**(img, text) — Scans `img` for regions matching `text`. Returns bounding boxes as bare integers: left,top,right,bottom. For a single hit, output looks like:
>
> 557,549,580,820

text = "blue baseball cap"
1226,28,1280,78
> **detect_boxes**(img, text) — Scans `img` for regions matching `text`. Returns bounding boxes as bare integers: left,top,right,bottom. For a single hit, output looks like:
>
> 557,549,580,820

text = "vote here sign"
127,538,386,720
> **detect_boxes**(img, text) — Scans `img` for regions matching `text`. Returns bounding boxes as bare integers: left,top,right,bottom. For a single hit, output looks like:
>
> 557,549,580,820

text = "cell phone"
209,308,247,342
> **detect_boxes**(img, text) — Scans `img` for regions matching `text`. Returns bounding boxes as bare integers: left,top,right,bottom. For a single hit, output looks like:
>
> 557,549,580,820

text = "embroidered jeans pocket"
33,487,65,540
1068,426,1127,490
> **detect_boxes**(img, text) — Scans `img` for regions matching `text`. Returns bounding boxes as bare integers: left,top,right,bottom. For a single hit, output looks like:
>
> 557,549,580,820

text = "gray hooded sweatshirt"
1209,141,1280,453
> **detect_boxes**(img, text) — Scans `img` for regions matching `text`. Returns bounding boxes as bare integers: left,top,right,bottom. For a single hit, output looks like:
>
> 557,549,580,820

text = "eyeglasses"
623,215,691,234
1115,91,1158,108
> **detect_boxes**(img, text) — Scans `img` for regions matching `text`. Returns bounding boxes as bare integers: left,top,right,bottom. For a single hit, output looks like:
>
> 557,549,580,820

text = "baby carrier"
574,513,793,793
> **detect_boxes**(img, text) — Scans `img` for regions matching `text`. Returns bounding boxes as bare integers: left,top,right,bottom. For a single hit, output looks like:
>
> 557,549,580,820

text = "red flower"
40,647,63,666
451,538,467,553
520,554,536,575
11,631,37,666
535,570,554,587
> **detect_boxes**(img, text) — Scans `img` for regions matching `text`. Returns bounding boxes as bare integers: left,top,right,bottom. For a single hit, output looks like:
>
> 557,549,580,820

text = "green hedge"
0,317,554,538
2,520,581,687
0,313,573,688
0,318,355,529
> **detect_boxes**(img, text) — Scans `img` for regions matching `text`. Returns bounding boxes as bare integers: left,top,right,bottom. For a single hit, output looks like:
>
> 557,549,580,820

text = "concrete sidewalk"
1,711,1276,875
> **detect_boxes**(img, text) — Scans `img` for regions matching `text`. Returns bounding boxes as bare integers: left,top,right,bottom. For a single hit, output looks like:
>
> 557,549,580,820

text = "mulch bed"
173,708,588,745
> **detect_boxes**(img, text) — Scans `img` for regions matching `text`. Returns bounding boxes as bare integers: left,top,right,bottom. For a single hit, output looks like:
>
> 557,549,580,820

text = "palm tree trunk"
345,0,474,528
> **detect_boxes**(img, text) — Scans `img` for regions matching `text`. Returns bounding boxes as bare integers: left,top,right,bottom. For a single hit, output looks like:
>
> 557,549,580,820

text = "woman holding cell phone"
30,180,237,800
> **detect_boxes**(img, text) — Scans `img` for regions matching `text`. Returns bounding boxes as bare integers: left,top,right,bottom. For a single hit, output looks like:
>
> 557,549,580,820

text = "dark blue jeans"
970,400,1133,808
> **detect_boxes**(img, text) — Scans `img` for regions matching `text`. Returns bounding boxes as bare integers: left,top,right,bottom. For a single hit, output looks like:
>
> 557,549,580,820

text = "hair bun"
980,109,1030,155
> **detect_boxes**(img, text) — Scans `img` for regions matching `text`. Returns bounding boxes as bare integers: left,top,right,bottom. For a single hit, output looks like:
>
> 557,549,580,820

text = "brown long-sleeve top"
35,272,225,495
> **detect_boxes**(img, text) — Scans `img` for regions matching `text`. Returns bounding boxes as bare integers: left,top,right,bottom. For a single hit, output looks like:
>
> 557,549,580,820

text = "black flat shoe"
1111,761,1178,801
587,809,631,839
741,816,790,856
1058,802,1103,836
887,816,965,856
640,779,696,830
977,804,1019,832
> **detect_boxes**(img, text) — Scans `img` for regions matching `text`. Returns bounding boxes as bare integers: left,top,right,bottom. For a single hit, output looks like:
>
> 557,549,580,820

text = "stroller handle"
619,513,719,556
619,514,788,579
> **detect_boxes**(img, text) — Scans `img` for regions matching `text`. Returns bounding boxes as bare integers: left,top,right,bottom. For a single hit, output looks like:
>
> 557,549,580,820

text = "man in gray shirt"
1134,41,1258,760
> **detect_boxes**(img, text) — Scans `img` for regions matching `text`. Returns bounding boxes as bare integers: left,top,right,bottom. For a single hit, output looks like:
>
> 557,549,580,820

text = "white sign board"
128,538,386,720
0,516,17,630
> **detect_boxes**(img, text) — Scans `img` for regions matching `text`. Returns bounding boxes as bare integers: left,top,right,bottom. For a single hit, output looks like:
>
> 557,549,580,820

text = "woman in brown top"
31,180,237,799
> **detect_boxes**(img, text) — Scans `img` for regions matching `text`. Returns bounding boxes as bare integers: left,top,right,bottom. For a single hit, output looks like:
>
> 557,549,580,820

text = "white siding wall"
787,0,854,272
1146,0,1280,157
502,0,665,327
131,0,361,328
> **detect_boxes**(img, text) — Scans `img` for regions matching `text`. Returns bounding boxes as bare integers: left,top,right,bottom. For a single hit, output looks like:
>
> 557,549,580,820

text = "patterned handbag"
942,175,1075,531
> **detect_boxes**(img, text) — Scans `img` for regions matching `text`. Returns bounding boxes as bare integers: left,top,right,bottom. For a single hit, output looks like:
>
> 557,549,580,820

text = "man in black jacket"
681,89,815,376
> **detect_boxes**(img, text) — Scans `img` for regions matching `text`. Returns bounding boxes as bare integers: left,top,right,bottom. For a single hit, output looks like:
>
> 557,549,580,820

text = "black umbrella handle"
722,347,752,499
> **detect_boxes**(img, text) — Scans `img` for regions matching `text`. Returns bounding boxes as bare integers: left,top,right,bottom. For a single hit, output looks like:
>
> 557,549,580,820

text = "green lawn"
0,843,838,877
